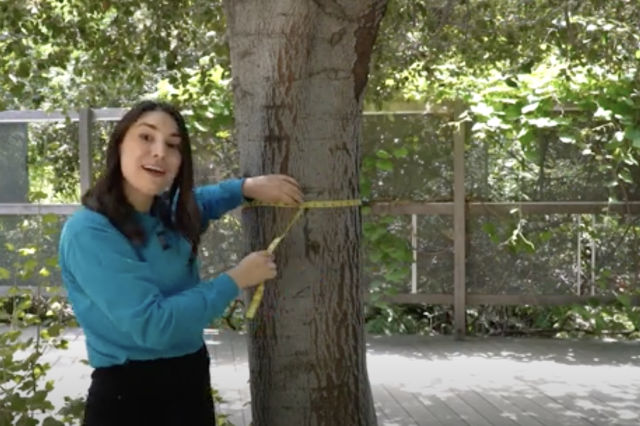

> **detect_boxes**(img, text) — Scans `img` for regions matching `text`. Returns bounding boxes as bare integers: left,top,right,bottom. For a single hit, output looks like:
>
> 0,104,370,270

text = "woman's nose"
151,140,167,158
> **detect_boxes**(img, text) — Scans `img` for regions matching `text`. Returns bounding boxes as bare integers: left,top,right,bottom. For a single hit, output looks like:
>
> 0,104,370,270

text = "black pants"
82,344,215,426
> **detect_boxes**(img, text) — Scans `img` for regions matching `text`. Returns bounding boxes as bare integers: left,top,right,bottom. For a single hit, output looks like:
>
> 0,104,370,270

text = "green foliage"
370,0,640,106
212,388,237,426
362,6,640,339
0,215,82,426
0,0,229,109
361,147,413,300
411,58,640,201
154,62,239,179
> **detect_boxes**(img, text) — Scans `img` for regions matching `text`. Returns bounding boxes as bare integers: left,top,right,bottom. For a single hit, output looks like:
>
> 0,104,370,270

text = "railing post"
591,214,596,296
576,215,582,295
78,108,94,196
452,103,467,341
411,214,418,294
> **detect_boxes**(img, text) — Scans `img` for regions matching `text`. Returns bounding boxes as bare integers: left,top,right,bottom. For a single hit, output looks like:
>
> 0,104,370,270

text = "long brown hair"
82,100,202,254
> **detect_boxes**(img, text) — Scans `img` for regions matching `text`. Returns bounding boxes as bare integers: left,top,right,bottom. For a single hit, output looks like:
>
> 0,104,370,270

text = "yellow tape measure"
243,199,362,319
244,199,362,209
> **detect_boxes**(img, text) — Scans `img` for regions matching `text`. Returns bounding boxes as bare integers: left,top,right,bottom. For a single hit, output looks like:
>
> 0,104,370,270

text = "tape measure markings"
243,199,363,209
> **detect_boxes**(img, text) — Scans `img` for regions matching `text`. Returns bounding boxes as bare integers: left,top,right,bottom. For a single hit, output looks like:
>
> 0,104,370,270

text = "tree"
222,1,388,425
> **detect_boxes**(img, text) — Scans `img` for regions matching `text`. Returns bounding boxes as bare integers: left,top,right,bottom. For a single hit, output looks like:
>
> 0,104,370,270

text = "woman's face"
119,110,183,210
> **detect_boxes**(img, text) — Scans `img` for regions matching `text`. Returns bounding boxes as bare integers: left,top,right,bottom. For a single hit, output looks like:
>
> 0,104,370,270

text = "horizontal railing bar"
362,110,445,116
371,201,455,215
2,288,635,307
0,286,66,297
0,110,80,123
0,204,79,215
0,108,448,124
92,108,127,121
468,201,640,215
371,201,640,215
1,201,640,216
0,103,587,124
374,293,640,306
0,108,127,123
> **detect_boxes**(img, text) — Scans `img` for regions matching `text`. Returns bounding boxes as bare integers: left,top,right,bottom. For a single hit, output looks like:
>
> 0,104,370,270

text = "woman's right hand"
226,251,277,289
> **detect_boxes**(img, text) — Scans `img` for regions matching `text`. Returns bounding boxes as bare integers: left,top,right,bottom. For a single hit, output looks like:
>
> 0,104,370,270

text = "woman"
58,100,304,425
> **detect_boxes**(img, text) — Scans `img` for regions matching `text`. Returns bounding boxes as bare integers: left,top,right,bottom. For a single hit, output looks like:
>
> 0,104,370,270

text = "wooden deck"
32,328,640,425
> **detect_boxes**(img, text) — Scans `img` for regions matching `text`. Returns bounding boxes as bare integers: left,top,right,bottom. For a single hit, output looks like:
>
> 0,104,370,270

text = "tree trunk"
222,1,388,425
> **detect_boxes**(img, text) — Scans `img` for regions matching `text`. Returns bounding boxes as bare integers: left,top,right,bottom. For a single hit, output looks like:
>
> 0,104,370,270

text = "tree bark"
222,1,388,425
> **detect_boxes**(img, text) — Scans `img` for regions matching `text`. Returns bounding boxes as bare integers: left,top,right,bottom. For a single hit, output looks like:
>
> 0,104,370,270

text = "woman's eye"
167,142,180,150
140,133,153,142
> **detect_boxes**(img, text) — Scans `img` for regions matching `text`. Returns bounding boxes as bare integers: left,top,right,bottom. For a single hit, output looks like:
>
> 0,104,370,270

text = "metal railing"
1,107,639,339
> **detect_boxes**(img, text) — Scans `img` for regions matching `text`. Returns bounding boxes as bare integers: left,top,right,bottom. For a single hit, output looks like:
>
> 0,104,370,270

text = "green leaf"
618,294,631,308
517,128,535,145
392,147,409,158
386,268,408,283
470,102,494,117
363,157,375,169
487,116,507,129
0,267,10,280
375,149,390,159
502,103,522,121
593,106,612,120
624,127,640,148
360,179,371,198
375,158,394,171
7,286,21,296
527,117,558,128
29,191,48,202
504,77,519,88
18,247,36,256
42,417,65,426
521,102,539,114
15,61,31,79
42,214,59,224
559,134,575,144
23,259,39,273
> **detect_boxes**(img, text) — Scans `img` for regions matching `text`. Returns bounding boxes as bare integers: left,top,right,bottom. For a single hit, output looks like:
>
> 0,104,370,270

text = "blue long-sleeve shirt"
58,178,246,368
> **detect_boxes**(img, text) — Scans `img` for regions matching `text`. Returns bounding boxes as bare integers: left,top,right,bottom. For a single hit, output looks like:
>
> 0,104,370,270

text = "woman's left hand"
243,174,304,206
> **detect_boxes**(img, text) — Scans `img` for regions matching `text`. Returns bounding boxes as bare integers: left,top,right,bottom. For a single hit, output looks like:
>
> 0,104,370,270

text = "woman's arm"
194,178,249,231
61,218,240,351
